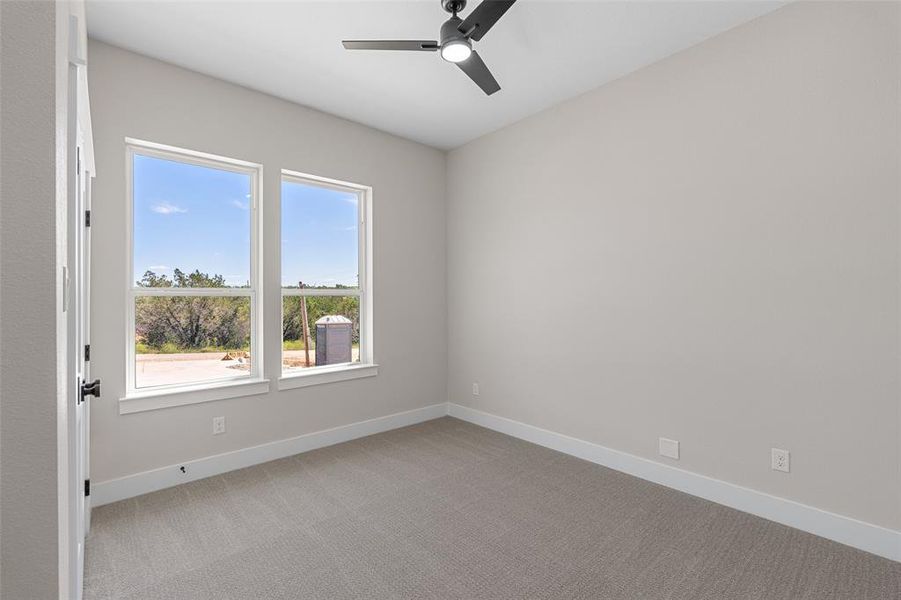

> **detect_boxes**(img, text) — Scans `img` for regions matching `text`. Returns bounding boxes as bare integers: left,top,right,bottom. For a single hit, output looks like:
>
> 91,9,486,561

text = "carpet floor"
85,417,900,599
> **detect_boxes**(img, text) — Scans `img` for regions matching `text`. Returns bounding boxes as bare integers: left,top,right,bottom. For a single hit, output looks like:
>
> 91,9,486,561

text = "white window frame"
278,169,376,390
121,139,266,411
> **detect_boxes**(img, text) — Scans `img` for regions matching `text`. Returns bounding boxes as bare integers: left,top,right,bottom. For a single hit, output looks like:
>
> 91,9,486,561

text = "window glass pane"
135,296,251,388
281,180,358,289
133,153,251,288
282,296,360,373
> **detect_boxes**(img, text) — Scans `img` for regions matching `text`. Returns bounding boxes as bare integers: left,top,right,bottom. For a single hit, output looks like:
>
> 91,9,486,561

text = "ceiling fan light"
441,40,472,63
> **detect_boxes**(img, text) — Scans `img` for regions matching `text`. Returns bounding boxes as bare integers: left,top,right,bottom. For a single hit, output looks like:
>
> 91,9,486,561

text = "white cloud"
150,201,187,215
231,199,249,210
149,265,169,271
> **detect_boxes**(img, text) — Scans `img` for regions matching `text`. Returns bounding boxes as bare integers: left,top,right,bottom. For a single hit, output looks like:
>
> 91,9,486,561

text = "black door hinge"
84,479,90,497
85,210,91,227
84,344,90,362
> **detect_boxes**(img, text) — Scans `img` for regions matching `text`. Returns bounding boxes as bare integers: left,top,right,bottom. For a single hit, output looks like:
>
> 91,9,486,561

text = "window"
121,142,373,409
280,171,373,382
126,141,262,395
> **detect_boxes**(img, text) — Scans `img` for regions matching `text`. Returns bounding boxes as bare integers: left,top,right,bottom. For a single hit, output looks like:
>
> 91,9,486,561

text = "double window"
125,140,372,404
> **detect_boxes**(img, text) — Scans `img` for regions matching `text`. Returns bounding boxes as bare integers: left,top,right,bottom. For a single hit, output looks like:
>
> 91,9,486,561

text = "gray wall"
88,41,447,483
0,1,71,597
447,2,900,530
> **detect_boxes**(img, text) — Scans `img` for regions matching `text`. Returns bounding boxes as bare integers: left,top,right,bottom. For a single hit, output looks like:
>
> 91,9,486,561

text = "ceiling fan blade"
457,51,501,95
458,0,517,42
342,40,438,51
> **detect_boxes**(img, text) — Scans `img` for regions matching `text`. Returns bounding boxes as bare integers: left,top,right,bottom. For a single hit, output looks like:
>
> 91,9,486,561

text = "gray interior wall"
447,2,901,531
87,41,447,483
0,1,68,597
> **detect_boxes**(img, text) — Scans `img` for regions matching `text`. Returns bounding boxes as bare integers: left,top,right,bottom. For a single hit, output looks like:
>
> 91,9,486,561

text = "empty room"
1,0,900,598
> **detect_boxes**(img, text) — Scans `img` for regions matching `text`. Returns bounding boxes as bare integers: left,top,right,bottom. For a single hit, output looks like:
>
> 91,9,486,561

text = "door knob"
81,378,101,400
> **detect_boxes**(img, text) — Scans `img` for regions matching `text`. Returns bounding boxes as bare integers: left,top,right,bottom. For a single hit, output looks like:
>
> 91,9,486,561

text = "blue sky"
133,153,358,288
134,154,251,286
281,180,358,288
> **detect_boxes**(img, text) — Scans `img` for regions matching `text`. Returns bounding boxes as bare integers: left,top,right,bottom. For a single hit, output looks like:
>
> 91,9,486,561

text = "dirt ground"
135,349,361,388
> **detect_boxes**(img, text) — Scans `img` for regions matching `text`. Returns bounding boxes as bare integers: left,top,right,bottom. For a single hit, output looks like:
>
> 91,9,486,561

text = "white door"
68,16,95,597
73,141,87,599
82,171,93,537
73,137,95,598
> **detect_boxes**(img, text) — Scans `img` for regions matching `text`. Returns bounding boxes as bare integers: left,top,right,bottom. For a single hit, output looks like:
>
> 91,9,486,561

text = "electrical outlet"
658,437,679,460
771,448,790,472
213,416,226,435
472,382,480,396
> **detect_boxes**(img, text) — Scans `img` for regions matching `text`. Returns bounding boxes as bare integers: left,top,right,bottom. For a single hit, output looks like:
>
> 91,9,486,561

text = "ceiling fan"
342,0,517,96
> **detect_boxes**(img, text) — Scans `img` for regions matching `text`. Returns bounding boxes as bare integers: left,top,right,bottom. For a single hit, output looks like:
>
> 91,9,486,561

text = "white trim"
119,379,270,414
93,403,447,506
282,168,371,194
278,363,378,390
94,400,901,562
124,138,262,171
133,287,252,297
360,182,374,366
447,403,901,563
281,288,361,297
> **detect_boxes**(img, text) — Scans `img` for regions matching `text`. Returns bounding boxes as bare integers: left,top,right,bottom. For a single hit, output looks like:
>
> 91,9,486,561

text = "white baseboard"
92,403,448,507
448,403,901,563
93,400,900,563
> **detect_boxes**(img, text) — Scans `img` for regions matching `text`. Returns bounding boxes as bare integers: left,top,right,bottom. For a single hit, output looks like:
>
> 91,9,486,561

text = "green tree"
135,269,250,352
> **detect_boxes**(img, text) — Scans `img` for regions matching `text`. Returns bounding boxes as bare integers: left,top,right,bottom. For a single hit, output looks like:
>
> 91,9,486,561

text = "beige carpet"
85,417,900,599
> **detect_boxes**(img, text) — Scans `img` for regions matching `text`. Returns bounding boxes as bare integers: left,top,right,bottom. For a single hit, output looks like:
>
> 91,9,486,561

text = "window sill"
278,363,378,391
119,378,271,414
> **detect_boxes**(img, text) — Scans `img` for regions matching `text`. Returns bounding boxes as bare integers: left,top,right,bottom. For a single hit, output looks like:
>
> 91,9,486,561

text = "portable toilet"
315,315,353,366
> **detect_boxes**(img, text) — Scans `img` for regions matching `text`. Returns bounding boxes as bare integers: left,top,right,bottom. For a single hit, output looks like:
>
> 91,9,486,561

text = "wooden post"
299,281,311,367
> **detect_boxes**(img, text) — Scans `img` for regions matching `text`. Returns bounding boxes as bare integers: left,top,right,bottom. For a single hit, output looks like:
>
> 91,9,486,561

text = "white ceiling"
86,0,784,149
